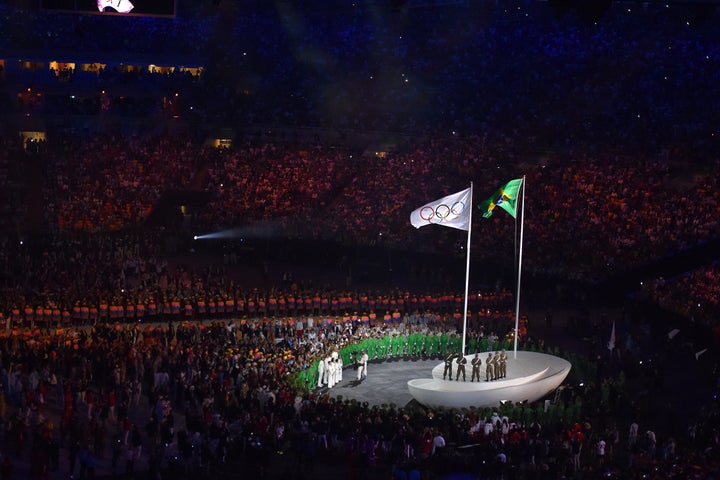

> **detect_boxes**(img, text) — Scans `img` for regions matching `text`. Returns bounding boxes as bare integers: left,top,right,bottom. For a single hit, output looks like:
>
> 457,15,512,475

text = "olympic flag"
410,187,472,231
410,184,474,356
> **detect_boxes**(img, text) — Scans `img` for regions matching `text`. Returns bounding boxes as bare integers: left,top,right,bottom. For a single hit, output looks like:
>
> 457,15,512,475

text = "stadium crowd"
0,133,717,480
0,130,714,312
0,0,717,479
0,292,715,480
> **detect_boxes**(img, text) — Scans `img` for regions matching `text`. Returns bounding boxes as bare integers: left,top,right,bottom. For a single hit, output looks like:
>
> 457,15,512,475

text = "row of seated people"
0,301,713,480
1,136,718,336
1,143,718,331
22,130,720,285
0,287,514,329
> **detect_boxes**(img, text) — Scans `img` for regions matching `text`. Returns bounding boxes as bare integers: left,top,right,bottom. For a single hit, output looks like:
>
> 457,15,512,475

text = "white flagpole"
513,176,526,360
461,182,473,356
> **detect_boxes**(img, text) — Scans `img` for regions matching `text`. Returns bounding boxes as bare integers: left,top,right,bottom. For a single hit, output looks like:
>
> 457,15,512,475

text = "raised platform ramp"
408,351,571,409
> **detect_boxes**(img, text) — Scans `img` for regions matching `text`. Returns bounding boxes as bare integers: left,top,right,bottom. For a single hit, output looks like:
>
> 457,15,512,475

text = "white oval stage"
407,351,571,409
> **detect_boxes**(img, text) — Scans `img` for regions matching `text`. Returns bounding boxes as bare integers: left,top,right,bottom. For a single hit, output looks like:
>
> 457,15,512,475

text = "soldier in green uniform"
443,352,455,380
471,353,482,382
455,354,467,381
486,352,494,381
491,351,500,380
499,349,508,378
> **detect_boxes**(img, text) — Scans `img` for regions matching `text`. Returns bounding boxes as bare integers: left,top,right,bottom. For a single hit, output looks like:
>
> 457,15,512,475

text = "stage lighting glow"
192,220,285,241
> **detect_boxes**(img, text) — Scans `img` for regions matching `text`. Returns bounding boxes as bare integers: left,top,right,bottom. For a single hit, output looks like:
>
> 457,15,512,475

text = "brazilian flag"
478,178,523,218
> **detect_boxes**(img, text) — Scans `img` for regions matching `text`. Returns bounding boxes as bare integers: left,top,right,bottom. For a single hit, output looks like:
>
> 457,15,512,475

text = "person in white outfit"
317,355,326,388
332,359,339,387
357,350,368,380
327,356,336,388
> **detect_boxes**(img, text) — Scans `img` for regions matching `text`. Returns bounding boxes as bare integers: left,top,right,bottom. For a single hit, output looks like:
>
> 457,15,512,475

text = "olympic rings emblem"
419,201,466,223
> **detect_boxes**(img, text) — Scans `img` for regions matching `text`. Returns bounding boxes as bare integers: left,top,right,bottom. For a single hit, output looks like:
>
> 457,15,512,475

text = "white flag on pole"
410,187,472,231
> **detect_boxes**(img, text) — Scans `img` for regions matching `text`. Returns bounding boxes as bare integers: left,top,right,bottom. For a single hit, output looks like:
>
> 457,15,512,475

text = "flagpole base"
407,351,571,409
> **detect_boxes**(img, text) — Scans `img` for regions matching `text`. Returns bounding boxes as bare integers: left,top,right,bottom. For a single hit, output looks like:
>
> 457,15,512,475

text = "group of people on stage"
285,313,518,394
442,350,508,382
316,350,344,389
349,325,510,364
316,347,372,388
303,322,514,392
316,346,374,387
314,334,512,388
485,350,508,381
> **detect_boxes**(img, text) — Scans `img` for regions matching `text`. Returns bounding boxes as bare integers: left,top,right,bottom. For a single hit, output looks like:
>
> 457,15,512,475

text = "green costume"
449,335,462,355
410,332,423,356
427,335,439,357
395,334,407,356
366,338,378,360
468,336,478,355
381,334,392,358
439,332,449,356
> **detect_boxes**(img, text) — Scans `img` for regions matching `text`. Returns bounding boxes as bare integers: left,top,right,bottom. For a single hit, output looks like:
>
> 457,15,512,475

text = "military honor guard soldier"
455,354,467,382
471,353,482,382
